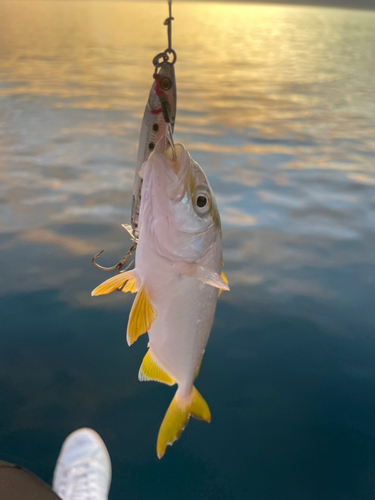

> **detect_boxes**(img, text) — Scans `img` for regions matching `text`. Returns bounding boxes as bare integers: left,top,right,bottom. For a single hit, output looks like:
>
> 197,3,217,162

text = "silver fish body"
137,144,223,391
92,143,229,458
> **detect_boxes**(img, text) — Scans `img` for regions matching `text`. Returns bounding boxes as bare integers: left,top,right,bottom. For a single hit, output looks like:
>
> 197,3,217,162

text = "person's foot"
53,428,111,500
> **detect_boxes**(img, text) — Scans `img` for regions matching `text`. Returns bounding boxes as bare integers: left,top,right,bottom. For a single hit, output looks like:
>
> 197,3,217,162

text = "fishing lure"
93,1,177,271
131,55,177,241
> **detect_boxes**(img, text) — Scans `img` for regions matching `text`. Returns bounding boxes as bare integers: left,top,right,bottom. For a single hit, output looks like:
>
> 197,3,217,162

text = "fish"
92,143,229,458
131,61,177,241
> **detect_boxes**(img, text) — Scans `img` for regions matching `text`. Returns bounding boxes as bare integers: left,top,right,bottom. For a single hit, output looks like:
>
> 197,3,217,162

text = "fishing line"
164,1,174,55
153,0,176,69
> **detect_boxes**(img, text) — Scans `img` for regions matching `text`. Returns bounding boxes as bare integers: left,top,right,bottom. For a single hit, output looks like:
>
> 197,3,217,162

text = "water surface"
1,2,375,499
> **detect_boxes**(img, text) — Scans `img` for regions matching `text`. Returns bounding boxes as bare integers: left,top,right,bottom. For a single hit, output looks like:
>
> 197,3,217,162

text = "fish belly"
148,273,218,398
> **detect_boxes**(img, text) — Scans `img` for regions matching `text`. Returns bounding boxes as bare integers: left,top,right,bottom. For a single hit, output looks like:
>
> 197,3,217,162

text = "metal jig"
92,1,176,274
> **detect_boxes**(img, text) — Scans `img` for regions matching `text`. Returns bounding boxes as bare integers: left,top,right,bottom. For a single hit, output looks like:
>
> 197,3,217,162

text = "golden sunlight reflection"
221,207,257,227
21,228,97,256
0,1,374,308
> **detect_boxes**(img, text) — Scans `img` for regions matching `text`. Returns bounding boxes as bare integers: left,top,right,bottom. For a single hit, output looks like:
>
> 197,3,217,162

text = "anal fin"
127,285,156,346
139,350,175,386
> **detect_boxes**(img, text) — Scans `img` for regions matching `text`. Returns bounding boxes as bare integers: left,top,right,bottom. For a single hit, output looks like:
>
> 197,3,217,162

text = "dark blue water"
1,2,375,499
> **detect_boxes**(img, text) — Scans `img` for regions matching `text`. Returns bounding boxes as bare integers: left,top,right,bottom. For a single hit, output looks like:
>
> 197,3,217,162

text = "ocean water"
1,1,375,498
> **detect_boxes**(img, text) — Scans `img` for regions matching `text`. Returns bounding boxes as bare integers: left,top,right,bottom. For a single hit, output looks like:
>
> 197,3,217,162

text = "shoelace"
56,461,105,500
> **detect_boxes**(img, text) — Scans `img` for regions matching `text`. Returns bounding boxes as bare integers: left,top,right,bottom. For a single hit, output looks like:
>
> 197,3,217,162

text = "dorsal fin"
139,350,175,386
127,285,156,346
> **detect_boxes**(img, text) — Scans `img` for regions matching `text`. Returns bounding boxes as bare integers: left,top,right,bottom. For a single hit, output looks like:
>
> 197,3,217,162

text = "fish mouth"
164,143,190,178
163,143,191,201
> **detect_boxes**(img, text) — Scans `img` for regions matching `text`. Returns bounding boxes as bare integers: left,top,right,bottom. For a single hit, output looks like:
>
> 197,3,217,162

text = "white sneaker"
52,428,112,500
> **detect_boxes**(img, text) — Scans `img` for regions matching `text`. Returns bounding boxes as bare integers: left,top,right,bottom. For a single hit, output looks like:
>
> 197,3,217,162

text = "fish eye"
197,195,207,208
194,189,211,215
160,77,172,91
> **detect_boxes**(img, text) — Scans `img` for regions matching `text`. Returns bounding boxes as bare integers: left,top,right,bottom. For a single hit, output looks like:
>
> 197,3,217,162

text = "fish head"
141,143,222,265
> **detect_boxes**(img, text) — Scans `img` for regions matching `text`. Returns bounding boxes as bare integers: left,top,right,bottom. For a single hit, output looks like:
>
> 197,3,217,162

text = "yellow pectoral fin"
218,271,229,298
91,270,138,296
178,262,230,292
157,387,211,459
139,350,175,386
127,285,156,346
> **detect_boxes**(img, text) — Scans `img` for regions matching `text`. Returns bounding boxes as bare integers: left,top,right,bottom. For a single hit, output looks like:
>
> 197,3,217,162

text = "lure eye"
160,77,172,91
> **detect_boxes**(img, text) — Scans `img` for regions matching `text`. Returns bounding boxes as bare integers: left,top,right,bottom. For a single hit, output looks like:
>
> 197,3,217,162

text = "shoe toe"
53,428,111,500
61,428,110,466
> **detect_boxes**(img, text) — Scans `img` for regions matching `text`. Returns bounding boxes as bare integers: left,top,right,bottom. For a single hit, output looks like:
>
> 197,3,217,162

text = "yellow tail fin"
156,387,211,459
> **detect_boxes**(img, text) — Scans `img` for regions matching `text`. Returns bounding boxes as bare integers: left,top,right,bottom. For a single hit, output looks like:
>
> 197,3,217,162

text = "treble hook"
92,244,137,274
